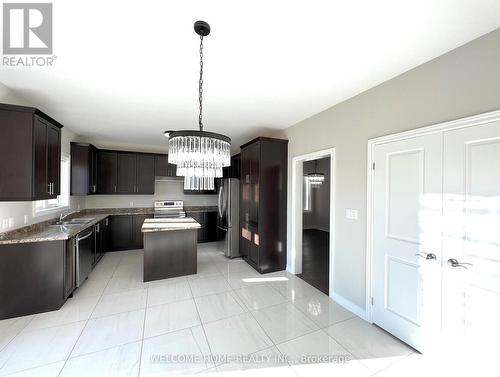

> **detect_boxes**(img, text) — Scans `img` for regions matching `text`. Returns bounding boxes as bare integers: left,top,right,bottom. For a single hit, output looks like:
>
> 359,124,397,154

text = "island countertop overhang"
141,217,201,233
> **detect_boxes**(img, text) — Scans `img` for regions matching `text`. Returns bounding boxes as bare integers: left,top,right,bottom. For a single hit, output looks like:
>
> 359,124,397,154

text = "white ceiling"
1,0,500,150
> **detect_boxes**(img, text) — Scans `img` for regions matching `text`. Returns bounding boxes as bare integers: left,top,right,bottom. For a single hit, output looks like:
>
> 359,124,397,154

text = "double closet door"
372,118,500,353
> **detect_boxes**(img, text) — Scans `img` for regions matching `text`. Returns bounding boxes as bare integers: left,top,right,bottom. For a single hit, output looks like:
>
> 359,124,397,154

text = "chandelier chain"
198,35,204,131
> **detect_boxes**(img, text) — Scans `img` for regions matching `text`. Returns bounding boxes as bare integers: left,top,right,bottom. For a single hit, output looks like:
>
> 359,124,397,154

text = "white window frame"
33,152,70,216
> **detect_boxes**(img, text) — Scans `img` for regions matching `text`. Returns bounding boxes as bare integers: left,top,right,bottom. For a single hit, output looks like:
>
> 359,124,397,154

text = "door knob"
447,258,473,269
416,252,437,260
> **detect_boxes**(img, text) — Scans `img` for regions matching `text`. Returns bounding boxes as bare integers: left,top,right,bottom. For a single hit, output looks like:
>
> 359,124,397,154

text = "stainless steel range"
153,200,186,218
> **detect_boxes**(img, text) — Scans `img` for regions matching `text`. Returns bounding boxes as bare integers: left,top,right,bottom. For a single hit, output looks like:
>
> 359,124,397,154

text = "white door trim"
290,147,336,296
366,109,500,323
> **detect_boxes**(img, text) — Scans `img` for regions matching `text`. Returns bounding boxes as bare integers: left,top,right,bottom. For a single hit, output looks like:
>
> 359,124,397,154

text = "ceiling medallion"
165,21,231,190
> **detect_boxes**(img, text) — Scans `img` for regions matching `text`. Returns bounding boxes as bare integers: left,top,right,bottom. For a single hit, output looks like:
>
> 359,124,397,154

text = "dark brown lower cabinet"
93,218,108,266
64,238,76,300
143,229,197,282
109,214,153,251
0,220,109,320
240,221,259,268
133,214,152,249
0,241,65,320
109,215,133,251
186,211,217,243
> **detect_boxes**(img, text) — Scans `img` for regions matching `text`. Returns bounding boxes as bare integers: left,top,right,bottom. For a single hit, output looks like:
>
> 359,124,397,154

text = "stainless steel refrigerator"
217,178,240,258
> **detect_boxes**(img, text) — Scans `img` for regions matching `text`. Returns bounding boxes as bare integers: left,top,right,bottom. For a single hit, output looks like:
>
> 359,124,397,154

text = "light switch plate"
346,209,358,220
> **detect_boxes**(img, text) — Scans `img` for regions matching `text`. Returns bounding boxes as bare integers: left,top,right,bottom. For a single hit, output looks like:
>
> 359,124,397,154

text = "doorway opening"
290,148,335,297
298,157,331,294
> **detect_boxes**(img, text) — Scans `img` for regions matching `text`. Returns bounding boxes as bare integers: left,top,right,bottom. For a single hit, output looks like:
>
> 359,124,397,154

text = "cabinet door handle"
114,185,117,192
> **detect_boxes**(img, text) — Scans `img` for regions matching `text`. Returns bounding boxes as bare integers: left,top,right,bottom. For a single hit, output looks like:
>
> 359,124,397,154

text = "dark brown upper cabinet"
222,154,241,179
116,153,137,194
70,143,98,195
95,150,157,195
240,143,260,225
239,137,288,274
154,154,177,177
89,146,98,193
97,151,118,194
136,154,155,194
0,103,63,201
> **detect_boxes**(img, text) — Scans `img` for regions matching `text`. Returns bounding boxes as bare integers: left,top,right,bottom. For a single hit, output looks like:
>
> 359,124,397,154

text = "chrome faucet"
59,210,79,223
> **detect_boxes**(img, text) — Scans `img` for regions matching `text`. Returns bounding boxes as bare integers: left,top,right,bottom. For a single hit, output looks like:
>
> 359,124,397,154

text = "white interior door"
442,120,500,351
372,134,443,352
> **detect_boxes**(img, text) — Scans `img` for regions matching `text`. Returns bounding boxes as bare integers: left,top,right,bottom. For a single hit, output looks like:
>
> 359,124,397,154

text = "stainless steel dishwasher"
75,229,95,287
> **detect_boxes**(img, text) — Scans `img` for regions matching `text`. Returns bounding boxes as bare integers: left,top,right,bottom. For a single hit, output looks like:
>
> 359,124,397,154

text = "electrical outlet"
345,209,358,220
24,215,28,224
8,218,14,227
129,201,134,207
2,218,8,229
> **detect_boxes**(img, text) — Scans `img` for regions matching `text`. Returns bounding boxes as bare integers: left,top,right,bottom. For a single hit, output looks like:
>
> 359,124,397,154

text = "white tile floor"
0,243,420,377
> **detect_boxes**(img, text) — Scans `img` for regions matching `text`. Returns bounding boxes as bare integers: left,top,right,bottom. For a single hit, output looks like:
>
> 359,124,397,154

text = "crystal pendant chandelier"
165,21,231,191
306,160,324,187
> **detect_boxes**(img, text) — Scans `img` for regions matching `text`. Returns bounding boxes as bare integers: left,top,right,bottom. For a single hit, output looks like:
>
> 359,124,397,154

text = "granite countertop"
0,214,109,245
141,217,201,233
0,206,211,244
83,207,155,216
0,207,155,245
184,206,218,212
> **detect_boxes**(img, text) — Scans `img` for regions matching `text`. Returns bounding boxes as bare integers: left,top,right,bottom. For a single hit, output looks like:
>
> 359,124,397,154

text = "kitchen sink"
53,217,96,226
67,217,95,223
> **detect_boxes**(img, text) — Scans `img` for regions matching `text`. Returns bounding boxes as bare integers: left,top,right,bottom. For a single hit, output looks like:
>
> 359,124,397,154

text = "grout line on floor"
137,276,149,377
56,261,114,377
0,313,36,354
187,277,216,372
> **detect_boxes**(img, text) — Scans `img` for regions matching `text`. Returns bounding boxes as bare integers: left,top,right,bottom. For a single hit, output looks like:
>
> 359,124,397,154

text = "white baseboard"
330,291,369,322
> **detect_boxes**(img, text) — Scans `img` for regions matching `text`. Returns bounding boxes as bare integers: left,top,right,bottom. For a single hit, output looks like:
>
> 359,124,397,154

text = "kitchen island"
141,217,201,282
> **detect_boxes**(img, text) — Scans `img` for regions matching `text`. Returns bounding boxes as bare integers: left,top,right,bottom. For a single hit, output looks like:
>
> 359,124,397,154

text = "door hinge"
372,162,375,171
371,297,374,305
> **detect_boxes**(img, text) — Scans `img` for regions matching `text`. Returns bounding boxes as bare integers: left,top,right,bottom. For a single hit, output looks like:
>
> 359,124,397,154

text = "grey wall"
303,157,330,231
273,28,500,310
